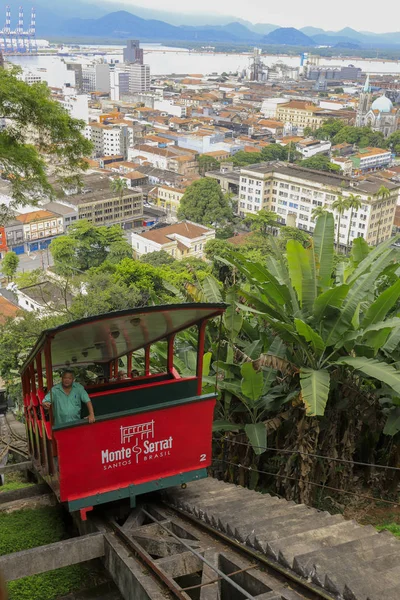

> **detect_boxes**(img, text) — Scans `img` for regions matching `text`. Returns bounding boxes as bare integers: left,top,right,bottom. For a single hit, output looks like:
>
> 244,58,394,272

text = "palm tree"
110,177,128,200
346,194,362,251
375,185,391,245
332,195,349,250
311,205,328,221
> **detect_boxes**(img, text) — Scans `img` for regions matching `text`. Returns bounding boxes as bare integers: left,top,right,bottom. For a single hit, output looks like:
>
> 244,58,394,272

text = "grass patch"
1,506,88,600
0,470,34,494
376,522,400,537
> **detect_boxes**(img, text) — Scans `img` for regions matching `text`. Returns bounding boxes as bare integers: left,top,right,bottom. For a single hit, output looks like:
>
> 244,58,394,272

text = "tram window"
174,326,200,376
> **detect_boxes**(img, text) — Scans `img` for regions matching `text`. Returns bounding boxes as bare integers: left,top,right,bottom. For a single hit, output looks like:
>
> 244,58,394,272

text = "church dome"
371,95,393,113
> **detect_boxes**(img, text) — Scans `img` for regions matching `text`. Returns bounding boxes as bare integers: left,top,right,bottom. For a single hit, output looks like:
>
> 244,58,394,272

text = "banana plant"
220,212,400,428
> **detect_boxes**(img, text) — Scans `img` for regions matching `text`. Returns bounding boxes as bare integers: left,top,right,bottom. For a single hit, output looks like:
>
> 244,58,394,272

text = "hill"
263,27,316,46
60,11,254,41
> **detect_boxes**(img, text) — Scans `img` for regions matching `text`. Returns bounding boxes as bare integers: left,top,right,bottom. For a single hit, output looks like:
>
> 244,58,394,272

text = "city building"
127,63,150,93
350,147,392,172
15,281,73,316
261,98,290,118
65,62,83,92
4,220,25,254
219,162,399,247
276,100,326,132
43,202,78,230
16,210,64,250
110,68,130,102
156,185,186,215
0,226,7,258
84,123,132,158
131,221,215,260
82,63,110,93
123,39,144,65
296,139,332,159
355,75,399,136
52,86,89,123
57,174,144,229
306,65,362,81
330,157,353,175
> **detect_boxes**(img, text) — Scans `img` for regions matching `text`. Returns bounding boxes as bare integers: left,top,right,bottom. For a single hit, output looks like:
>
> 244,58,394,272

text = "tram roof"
22,303,226,371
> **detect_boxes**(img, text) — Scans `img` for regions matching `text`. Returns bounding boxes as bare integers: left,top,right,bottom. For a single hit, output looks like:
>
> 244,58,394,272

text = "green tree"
333,125,386,148
50,220,126,272
301,155,341,172
107,240,133,264
314,119,345,141
303,126,313,137
177,178,233,228
332,195,348,248
196,154,220,175
229,151,261,167
387,131,400,155
49,236,77,276
311,205,328,221
346,194,362,250
245,209,278,235
70,271,142,319
110,177,128,200
140,250,175,266
223,215,400,502
334,87,344,93
376,185,391,244
1,251,19,281
0,67,92,222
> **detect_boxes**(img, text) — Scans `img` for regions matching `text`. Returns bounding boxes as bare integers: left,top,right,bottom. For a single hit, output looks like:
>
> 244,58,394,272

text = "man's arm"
80,386,95,424
42,389,52,410
86,400,95,424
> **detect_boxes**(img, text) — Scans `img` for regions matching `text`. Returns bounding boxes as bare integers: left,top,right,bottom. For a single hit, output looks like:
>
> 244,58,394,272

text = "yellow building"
276,100,325,131
157,186,185,215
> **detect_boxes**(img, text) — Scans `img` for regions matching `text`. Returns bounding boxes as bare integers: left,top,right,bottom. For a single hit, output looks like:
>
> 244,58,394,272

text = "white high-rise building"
82,63,110,93
128,64,150,93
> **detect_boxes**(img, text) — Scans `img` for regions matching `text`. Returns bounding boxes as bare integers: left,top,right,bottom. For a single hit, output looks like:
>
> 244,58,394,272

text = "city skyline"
100,0,398,33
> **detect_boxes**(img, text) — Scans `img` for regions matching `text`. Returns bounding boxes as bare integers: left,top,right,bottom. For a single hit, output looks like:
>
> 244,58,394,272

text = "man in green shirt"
43,370,95,428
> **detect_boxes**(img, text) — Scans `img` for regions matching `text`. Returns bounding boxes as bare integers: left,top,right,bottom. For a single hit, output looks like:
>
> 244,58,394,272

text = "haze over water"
9,44,400,77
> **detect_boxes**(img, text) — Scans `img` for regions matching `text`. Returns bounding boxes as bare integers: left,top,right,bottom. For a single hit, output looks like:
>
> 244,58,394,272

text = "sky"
102,0,396,32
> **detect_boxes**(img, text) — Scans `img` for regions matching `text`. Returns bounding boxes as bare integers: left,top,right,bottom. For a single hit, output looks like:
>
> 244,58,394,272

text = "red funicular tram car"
21,304,226,519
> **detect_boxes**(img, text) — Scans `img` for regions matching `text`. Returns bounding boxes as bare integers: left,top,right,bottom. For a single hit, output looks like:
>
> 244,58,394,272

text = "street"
16,250,54,273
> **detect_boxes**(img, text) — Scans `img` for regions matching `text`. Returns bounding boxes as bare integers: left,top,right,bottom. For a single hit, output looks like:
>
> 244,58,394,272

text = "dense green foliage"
196,154,220,175
1,252,19,280
50,220,129,273
229,143,299,167
177,178,233,228
0,67,92,223
301,155,341,172
1,507,86,600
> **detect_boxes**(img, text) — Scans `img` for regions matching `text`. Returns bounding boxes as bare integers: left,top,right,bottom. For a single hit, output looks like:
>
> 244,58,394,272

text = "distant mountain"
60,11,259,42
263,27,316,46
300,26,325,36
247,23,279,35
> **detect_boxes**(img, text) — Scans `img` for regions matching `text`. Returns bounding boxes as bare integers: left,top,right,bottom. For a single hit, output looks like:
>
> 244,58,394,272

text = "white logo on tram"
101,420,174,470
120,420,154,444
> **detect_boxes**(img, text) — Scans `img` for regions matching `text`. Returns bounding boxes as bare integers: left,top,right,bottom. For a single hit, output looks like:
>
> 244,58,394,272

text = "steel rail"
163,502,336,600
141,507,260,600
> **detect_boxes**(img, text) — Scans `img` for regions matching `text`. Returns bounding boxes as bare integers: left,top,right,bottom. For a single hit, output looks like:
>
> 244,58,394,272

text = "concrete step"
206,497,283,530
228,503,307,541
234,505,319,544
252,512,343,552
293,529,395,578
267,521,376,568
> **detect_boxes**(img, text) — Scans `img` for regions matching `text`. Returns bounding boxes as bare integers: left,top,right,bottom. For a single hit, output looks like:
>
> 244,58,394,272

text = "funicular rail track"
0,414,29,460
105,500,329,600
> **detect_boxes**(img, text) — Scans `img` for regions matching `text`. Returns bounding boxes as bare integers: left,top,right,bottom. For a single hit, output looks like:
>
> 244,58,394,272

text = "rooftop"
16,210,57,224
137,221,213,245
